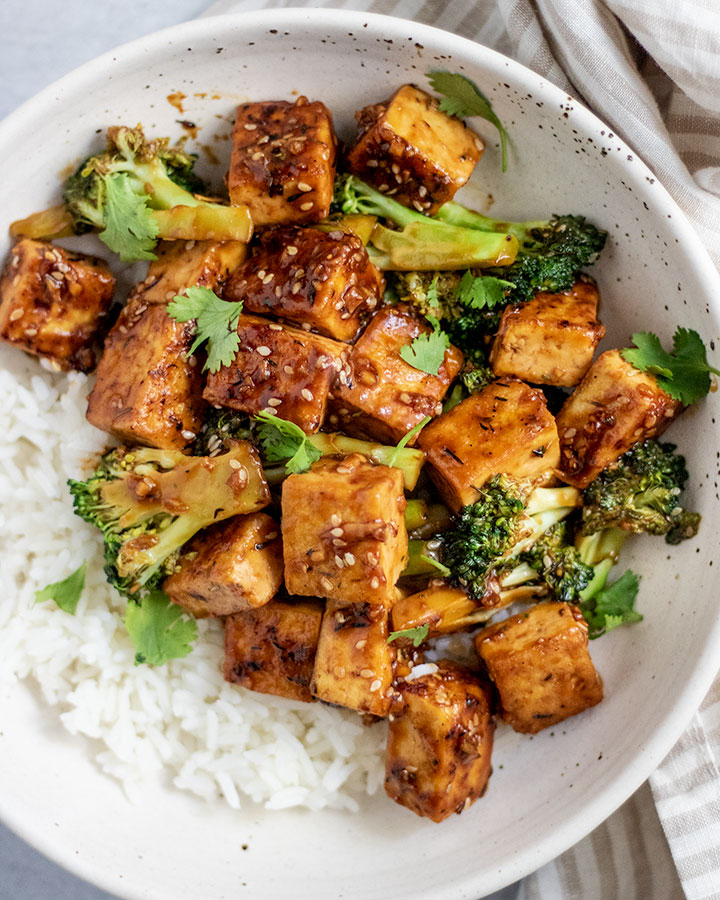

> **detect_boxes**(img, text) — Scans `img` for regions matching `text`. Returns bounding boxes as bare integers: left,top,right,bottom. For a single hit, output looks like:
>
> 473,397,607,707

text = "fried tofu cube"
282,454,408,608
476,601,603,734
225,226,384,343
555,349,682,488
224,598,323,703
228,96,337,226
311,599,394,715
163,513,283,618
0,238,115,372
329,304,464,444
490,280,606,387
418,379,560,511
345,85,483,215
86,298,203,449
203,314,345,433
385,661,494,822
128,240,247,305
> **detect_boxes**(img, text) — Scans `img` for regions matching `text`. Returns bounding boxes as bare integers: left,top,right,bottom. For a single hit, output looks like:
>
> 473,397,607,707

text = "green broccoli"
68,442,269,596
15,126,252,261
580,439,701,544
519,522,594,603
191,408,252,457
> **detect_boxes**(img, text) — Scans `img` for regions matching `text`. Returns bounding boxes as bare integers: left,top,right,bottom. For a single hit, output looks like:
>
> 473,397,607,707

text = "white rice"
0,346,387,811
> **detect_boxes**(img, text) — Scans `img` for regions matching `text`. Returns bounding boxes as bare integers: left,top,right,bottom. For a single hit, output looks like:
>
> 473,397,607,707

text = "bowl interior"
0,9,719,900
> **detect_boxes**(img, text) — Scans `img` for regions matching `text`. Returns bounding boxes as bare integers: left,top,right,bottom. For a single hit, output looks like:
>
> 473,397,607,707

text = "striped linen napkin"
203,1,720,897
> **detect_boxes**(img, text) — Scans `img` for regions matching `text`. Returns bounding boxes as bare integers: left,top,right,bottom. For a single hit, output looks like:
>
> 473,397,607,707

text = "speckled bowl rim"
0,8,719,900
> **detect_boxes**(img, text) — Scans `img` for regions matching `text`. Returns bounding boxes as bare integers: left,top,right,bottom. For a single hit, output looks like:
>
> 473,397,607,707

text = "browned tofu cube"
555,349,682,488
224,598,323,703
282,454,408,608
490,280,606,387
418,379,560,512
203,314,346,433
228,96,337,226
311,599,394,716
163,513,283,618
86,298,203,449
0,238,115,372
385,661,494,822
345,85,483,215
476,601,603,734
128,240,247,306
225,226,384,343
329,304,464,444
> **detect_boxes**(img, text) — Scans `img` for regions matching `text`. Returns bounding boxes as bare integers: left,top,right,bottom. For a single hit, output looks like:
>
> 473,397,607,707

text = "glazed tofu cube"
311,599,394,716
476,601,603,734
345,85,483,215
555,349,682,488
490,280,606,387
0,238,115,372
282,454,408,608
228,96,337,226
128,240,247,306
418,379,560,512
163,513,283,618
329,304,464,444
203,314,346,433
86,298,204,449
224,598,323,703
385,661,494,822
225,226,384,343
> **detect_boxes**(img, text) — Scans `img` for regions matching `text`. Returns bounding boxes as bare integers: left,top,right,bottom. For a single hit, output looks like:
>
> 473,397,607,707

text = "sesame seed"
360,669,374,678
400,392,412,403
418,185,428,198
291,282,302,294
251,151,264,160
564,428,577,438
335,465,350,474
165,290,176,300
412,200,424,212
257,270,266,279
343,552,355,566
244,123,258,130
367,160,378,167
9,308,24,322
391,163,400,174
185,240,196,250
286,246,298,256
267,397,282,407
334,555,345,568
265,531,279,541
24,328,38,336
283,365,294,375
355,640,367,649
301,388,314,401
370,577,380,589
329,527,344,538
262,407,278,416
181,430,196,440
297,181,312,192
257,346,272,356
188,356,197,368
262,273,274,284
331,514,341,526
320,577,333,592
369,679,382,693
334,666,346,678
332,538,347,547
269,323,283,331
229,458,242,469
299,201,314,211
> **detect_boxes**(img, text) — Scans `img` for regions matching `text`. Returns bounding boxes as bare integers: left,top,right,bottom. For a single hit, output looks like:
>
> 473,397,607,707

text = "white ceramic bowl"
1,9,719,900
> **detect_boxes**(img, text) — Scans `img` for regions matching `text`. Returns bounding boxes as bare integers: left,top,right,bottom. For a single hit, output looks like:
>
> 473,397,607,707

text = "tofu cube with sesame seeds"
0,238,115,372
225,226,384,343
417,379,560,512
385,661,494,822
555,349,682,488
128,239,247,306
202,313,346,433
345,84,484,215
475,601,603,734
281,454,408,609
163,513,283,618
86,297,204,449
228,96,337,226
310,598,395,716
329,304,464,444
224,597,324,703
490,280,606,387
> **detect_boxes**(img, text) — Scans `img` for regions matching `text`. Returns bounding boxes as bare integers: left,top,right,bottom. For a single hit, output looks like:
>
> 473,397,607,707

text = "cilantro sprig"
125,589,198,666
621,327,720,406
34,562,87,615
388,624,430,648
420,555,452,577
400,316,450,376
455,272,514,310
100,173,158,262
579,570,642,640
167,286,243,374
255,411,322,475
427,70,509,172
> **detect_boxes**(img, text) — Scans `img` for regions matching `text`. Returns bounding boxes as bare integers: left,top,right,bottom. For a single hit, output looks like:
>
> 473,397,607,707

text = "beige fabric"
203,1,720,897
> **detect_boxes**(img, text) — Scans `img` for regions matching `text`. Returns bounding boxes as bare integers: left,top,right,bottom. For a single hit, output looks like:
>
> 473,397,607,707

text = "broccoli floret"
68,442,269,596
17,126,252,261
332,174,518,270
519,522,593,603
580,439,701,543
191,408,252,457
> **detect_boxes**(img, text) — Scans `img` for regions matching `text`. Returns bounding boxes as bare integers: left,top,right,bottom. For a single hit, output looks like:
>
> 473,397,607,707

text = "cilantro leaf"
388,624,430,648
99,173,158,262
124,589,197,666
388,415,432,467
579,570,642,639
621,327,720,406
254,411,323,475
420,555,452,577
400,316,450,375
34,562,86,615
426,70,509,172
455,272,514,310
426,273,440,307
167,286,242,374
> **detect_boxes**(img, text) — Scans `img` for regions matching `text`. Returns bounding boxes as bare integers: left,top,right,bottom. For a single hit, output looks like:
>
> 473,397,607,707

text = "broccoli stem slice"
306,433,424,490
9,204,76,240
403,539,446,576
151,205,253,242
434,200,548,243
405,499,429,532
576,527,628,603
